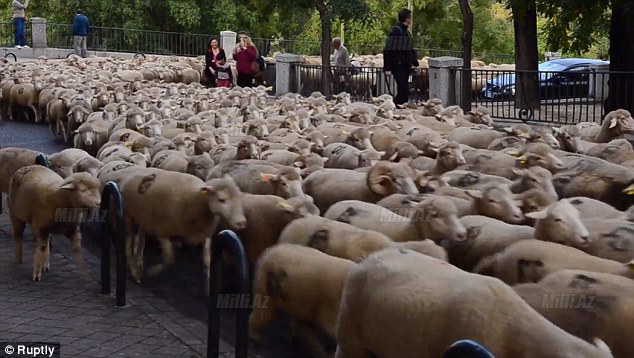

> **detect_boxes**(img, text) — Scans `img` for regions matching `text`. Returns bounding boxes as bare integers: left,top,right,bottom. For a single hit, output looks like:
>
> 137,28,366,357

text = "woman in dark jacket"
232,35,257,88
205,38,225,87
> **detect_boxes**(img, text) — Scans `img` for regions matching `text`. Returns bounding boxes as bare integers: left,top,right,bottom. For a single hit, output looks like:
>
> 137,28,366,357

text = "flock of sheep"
1,53,634,358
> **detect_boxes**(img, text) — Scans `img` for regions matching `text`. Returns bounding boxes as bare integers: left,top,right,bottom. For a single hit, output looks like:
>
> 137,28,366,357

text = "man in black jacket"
383,9,419,105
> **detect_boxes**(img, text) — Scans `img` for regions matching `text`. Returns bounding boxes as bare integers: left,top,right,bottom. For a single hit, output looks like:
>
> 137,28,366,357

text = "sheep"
278,216,448,262
72,120,109,156
259,149,300,166
208,161,305,199
323,197,467,244
513,270,634,358
463,185,525,223
220,195,319,266
516,142,566,172
527,199,591,247
71,156,103,177
516,188,558,216
96,161,145,192
447,126,505,149
570,109,634,143
567,196,627,220
209,136,261,163
474,239,634,285
552,169,634,211
322,143,384,169
0,147,39,196
427,141,466,175
440,169,512,190
509,166,559,201
159,151,214,181
447,215,535,271
120,170,247,284
335,247,613,358
8,165,101,281
584,138,634,164
248,244,356,357
48,148,93,178
303,161,419,214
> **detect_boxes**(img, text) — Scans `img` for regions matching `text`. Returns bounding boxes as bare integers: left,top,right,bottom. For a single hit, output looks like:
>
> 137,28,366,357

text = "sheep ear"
525,209,548,220
293,161,304,168
551,126,561,134
388,151,399,161
260,173,278,182
466,226,482,240
278,200,295,212
511,168,525,176
626,260,634,271
502,127,514,134
60,182,76,190
610,117,618,128
465,190,483,199
200,186,215,195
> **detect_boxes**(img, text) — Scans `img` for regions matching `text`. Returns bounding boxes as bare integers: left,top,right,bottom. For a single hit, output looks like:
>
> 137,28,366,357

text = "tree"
537,0,634,114
508,0,540,117
459,0,474,110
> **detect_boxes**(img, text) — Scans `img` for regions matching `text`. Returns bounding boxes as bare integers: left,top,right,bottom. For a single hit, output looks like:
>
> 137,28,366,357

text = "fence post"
589,62,610,102
208,230,250,358
275,53,302,97
30,18,47,49
428,56,464,106
99,181,127,307
442,339,495,358
220,31,237,57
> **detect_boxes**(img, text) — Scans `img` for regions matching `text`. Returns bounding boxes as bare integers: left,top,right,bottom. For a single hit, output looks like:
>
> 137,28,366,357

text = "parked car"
481,58,609,100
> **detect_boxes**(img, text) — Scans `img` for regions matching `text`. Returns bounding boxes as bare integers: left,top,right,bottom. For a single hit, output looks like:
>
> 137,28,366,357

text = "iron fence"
457,68,616,125
298,64,429,103
47,23,217,56
0,21,31,47
264,62,276,92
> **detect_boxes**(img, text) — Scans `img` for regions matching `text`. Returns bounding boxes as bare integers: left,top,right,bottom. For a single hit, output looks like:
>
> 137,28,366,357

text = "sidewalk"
0,212,235,358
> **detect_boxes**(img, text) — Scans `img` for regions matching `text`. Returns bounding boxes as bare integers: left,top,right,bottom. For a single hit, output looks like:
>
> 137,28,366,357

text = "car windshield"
538,62,568,80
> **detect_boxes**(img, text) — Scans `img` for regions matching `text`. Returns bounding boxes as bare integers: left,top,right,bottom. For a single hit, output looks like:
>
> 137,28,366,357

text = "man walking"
72,9,90,58
332,37,351,94
12,0,29,48
383,8,419,105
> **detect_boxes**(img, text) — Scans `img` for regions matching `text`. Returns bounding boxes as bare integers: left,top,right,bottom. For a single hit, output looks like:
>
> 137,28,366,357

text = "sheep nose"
455,233,467,242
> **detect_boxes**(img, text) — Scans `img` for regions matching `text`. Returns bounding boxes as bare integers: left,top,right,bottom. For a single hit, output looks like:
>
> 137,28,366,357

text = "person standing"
332,37,351,94
212,52,233,88
232,35,257,88
12,0,29,48
383,8,419,105
72,9,90,58
205,38,224,87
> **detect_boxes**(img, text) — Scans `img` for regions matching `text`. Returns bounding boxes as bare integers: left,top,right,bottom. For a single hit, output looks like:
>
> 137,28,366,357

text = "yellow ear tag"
507,150,519,156
279,201,293,210
236,124,243,128
341,130,350,135
625,189,634,196
517,155,527,164
124,142,133,148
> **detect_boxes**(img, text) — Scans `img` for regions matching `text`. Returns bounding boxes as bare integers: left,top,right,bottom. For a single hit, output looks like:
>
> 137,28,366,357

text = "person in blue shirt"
72,9,90,58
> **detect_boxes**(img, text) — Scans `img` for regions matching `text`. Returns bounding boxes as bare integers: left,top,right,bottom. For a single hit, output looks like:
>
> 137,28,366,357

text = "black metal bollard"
99,181,127,307
34,153,50,168
442,339,495,358
208,230,250,358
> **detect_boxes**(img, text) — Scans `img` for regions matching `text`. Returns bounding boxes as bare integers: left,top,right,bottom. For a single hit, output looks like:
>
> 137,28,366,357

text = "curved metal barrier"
35,153,50,168
442,339,495,358
134,53,146,59
99,181,128,307
4,52,17,62
208,230,250,358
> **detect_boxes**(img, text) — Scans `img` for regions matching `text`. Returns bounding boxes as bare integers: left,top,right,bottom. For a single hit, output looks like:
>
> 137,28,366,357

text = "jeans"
14,18,26,47
74,36,87,58
392,68,410,105
237,73,253,88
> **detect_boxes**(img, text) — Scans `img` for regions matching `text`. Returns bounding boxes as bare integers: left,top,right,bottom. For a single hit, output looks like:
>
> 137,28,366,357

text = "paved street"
0,120,299,357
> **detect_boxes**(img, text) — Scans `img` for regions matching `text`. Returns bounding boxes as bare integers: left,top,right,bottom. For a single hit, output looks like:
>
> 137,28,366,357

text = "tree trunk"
315,0,332,97
459,0,473,111
605,2,634,115
511,0,540,118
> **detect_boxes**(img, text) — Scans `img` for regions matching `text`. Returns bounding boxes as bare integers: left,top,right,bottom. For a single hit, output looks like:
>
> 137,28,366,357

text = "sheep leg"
134,232,146,271
8,103,15,121
29,104,40,123
125,218,142,283
66,226,85,272
32,233,48,281
144,237,175,277
203,237,211,295
10,217,26,264
43,234,52,272
248,301,277,343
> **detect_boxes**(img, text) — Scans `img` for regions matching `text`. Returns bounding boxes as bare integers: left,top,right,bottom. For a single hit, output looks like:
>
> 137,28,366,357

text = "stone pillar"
589,62,610,101
428,56,463,106
30,17,47,49
376,71,397,98
275,53,302,97
220,31,237,57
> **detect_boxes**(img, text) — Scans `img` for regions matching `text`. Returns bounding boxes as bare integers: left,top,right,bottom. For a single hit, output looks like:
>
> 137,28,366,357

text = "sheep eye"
554,218,562,222
488,199,496,203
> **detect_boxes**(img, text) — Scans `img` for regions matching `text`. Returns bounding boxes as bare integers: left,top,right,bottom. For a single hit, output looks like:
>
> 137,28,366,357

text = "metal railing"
0,21,32,47
298,64,429,103
265,62,276,92
47,23,217,56
458,68,617,125
99,181,128,307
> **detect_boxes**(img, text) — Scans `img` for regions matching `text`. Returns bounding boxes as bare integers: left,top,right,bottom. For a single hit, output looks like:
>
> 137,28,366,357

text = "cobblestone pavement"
0,213,236,358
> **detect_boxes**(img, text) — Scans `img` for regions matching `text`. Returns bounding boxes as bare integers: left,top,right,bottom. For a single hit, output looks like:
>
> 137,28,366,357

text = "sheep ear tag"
278,201,294,211
623,184,634,195
516,155,528,164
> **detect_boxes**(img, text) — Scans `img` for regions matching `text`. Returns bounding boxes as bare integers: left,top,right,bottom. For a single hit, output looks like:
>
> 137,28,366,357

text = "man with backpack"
383,8,419,105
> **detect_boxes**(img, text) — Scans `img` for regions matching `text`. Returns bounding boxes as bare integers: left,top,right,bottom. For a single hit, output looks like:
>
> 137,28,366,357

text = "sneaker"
22,45,29,48
15,45,22,48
